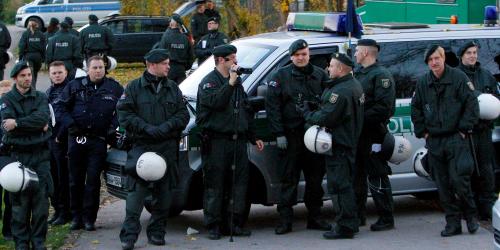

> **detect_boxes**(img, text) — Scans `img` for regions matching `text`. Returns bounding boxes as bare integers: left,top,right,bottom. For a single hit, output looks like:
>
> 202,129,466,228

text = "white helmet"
136,152,167,181
74,68,87,78
477,93,500,120
304,125,333,154
106,56,118,71
0,161,39,193
413,147,430,178
380,134,412,164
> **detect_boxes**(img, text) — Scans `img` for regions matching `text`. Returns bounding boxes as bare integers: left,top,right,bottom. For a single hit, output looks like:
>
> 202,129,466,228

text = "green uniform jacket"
157,28,193,69
458,62,500,131
0,22,11,67
190,12,208,41
80,23,114,54
46,30,83,71
354,63,395,130
19,29,46,63
411,65,479,138
305,74,364,149
194,30,229,63
44,28,59,41
117,72,189,144
0,87,51,148
265,63,329,136
196,69,257,143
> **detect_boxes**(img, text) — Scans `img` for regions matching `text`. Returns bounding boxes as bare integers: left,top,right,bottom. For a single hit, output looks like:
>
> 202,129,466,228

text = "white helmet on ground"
0,159,39,193
477,93,500,120
304,125,333,155
380,133,412,164
136,152,167,181
413,147,430,178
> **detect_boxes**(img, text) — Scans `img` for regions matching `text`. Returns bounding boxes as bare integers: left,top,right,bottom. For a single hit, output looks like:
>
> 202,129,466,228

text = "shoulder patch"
268,80,280,88
359,93,365,104
329,93,339,104
223,38,228,44
467,81,475,91
0,102,7,110
381,78,391,88
202,82,216,90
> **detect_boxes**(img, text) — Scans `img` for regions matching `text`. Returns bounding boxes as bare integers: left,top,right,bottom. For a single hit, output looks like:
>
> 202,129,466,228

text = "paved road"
72,196,493,250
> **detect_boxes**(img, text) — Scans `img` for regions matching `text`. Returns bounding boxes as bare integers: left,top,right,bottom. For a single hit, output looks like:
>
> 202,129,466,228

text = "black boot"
47,210,60,224
232,226,252,236
208,225,221,240
466,217,479,234
121,240,135,250
323,229,354,239
440,224,462,237
148,235,166,246
70,218,84,230
370,217,395,231
275,222,292,235
307,218,332,231
52,213,71,226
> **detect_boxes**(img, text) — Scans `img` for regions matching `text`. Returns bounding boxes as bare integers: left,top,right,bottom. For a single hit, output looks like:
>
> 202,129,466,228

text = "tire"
412,191,439,200
26,17,44,31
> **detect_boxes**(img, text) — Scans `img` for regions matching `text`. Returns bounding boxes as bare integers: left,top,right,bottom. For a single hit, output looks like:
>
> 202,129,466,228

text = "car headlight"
179,135,188,151
17,9,25,15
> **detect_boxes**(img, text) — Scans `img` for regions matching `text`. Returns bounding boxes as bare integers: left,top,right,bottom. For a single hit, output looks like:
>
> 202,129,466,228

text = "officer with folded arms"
1,61,52,250
265,39,330,235
411,45,479,237
303,53,364,239
456,41,499,221
117,49,189,250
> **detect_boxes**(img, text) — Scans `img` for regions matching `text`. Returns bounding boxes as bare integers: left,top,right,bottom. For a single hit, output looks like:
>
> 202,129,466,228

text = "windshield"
180,41,277,98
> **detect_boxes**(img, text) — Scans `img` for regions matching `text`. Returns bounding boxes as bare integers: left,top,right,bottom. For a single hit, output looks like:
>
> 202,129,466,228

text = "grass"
108,62,145,86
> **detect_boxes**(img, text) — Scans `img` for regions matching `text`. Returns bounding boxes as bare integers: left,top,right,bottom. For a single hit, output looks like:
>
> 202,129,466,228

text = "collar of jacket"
458,61,481,74
359,62,379,74
330,73,354,86
11,85,36,101
426,65,454,86
291,63,315,77
140,71,172,90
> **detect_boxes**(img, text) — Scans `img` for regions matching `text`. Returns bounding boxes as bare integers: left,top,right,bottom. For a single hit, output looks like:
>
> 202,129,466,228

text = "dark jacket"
0,21,11,67
46,30,83,71
79,23,114,54
194,30,229,64
190,12,208,41
157,28,193,69
196,69,257,143
117,71,189,144
411,65,479,138
46,79,68,139
265,63,329,136
305,74,364,149
19,29,46,63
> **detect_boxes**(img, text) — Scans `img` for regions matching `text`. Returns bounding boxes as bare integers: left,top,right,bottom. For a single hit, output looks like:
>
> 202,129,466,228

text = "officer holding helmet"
59,56,123,232
196,44,264,240
353,39,396,231
303,53,364,239
195,17,229,64
456,41,499,221
1,61,52,250
157,14,193,84
265,39,330,235
117,49,189,250
411,44,479,237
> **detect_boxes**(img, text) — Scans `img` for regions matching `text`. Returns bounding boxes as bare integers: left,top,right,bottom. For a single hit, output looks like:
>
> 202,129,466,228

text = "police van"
15,0,120,30
104,13,500,217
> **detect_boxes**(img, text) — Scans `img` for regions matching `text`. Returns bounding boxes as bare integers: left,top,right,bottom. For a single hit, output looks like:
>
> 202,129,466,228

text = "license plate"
106,173,122,188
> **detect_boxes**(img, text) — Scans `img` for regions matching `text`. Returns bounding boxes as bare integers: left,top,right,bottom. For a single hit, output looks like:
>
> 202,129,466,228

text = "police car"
15,0,120,30
104,12,500,216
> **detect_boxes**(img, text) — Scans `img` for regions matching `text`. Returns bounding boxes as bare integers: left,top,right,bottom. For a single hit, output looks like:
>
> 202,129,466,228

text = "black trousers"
48,139,70,217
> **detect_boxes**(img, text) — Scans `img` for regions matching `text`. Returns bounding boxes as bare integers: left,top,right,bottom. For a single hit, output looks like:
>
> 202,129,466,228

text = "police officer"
46,21,83,80
1,61,52,250
0,79,13,240
117,49,189,250
19,20,46,90
80,15,114,60
157,14,193,84
265,39,330,235
196,44,264,240
0,20,11,80
64,17,80,38
304,53,364,239
195,17,229,64
353,39,396,231
411,45,479,237
45,18,60,40
204,0,221,20
46,61,71,226
456,41,499,221
191,0,209,43
59,56,123,231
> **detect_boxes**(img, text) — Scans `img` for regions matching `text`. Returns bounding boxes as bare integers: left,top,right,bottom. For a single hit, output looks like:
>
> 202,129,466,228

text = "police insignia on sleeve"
223,39,228,43
381,79,391,88
329,93,339,104
0,102,6,110
359,93,365,104
203,83,216,89
467,81,475,91
268,81,280,88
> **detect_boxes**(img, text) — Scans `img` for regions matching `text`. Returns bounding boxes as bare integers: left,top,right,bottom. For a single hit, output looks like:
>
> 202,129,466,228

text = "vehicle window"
151,19,169,32
42,0,63,4
127,19,142,33
103,20,124,34
180,42,277,98
142,19,154,33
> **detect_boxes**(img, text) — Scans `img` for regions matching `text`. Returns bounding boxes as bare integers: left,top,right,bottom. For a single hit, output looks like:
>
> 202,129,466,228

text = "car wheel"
412,191,439,200
26,17,44,31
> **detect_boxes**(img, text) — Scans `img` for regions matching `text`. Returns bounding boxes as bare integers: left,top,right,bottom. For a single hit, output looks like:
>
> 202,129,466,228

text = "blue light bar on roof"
286,12,363,34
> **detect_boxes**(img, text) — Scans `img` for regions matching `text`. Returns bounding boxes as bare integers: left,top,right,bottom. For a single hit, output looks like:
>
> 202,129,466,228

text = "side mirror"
248,96,265,112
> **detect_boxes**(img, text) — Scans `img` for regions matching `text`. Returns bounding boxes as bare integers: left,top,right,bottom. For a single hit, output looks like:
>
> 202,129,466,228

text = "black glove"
144,125,163,138
106,128,119,147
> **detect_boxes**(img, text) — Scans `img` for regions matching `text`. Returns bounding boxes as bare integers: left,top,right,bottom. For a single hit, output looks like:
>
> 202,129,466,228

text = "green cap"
10,61,30,78
144,49,170,63
289,39,308,56
331,53,353,67
212,44,237,57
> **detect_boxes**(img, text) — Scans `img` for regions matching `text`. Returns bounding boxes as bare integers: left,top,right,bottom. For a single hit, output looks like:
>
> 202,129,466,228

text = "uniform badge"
467,81,475,91
329,93,339,104
381,79,391,88
223,39,228,44
203,82,216,89
0,102,6,110
359,93,365,104
268,81,279,88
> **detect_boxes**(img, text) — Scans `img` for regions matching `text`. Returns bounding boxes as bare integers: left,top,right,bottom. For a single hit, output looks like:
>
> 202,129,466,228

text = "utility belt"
199,130,247,155
70,132,106,144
